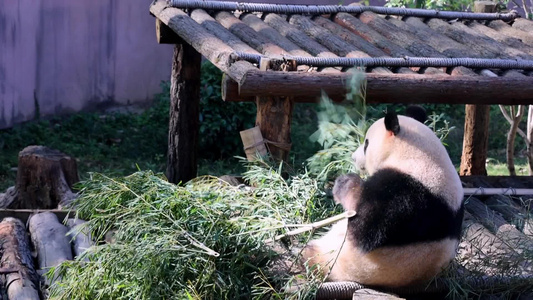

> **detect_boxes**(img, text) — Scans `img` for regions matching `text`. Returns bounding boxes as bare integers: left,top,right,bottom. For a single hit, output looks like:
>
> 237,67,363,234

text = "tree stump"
8,146,79,209
0,218,40,300
29,212,73,285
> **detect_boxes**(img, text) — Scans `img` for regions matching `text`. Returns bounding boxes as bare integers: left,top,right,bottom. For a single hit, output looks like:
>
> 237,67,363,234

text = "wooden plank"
166,43,201,184
230,70,533,105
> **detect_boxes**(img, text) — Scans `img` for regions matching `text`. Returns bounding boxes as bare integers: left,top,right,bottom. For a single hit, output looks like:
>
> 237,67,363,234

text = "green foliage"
198,63,256,159
49,164,335,299
0,94,171,191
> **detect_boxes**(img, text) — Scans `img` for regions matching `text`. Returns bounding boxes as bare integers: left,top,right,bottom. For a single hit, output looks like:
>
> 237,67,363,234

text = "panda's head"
351,111,462,208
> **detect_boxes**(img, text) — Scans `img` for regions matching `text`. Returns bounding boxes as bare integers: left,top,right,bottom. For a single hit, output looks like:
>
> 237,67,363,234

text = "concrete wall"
0,0,174,129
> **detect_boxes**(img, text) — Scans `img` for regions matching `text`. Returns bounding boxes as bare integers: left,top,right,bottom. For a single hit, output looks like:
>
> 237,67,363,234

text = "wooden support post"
166,43,201,184
459,2,494,176
255,60,297,163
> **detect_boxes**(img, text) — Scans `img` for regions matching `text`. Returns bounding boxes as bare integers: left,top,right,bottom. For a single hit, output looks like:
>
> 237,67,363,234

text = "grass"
48,163,337,300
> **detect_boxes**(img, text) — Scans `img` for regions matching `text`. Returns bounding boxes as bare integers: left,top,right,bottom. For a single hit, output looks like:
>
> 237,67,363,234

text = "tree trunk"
166,43,201,184
29,212,73,285
7,146,78,209
459,105,490,175
0,218,40,300
502,106,525,175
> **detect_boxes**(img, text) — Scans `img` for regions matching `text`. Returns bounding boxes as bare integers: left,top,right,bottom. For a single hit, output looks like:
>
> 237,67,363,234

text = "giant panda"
302,110,464,288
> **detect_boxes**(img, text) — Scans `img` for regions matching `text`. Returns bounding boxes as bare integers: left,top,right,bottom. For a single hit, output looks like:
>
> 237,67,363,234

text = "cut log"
28,212,73,284
0,217,40,300
66,219,93,260
9,146,79,209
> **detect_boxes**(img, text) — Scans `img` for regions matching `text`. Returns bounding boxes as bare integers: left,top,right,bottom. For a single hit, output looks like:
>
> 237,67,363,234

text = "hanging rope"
232,52,533,70
167,0,520,21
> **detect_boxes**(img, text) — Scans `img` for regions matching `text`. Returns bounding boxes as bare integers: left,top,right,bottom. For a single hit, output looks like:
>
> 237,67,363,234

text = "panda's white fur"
302,112,464,288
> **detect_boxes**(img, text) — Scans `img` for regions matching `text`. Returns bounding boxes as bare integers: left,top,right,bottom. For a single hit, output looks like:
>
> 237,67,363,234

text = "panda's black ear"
405,105,427,123
385,111,400,136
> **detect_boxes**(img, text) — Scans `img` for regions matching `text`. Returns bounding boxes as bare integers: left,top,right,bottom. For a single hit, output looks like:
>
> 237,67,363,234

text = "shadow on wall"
0,0,174,129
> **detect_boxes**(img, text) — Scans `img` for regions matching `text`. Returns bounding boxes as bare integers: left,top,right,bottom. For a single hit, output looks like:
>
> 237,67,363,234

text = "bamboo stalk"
265,210,356,243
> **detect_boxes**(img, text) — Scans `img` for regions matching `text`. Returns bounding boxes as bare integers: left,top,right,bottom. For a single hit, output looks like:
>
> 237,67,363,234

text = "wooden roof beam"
223,69,533,105
150,0,256,81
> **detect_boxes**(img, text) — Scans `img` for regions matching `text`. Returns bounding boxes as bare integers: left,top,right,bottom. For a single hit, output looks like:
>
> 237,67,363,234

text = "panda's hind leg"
333,173,363,212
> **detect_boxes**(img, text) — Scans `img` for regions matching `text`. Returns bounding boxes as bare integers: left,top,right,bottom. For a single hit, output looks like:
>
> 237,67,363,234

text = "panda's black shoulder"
348,168,464,253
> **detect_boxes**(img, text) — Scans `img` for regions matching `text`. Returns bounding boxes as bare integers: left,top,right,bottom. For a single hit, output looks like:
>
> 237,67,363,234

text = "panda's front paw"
333,173,363,211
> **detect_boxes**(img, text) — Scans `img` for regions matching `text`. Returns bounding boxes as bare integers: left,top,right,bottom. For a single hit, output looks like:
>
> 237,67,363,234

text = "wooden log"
312,16,417,74
0,186,17,208
459,210,524,275
512,18,533,33
333,12,414,58
190,9,259,54
485,195,533,237
29,212,73,285
66,219,93,260
466,21,533,57
262,13,339,58
352,289,404,299
228,70,533,105
465,197,533,253
0,218,40,300
0,209,73,225
166,43,201,184
8,146,78,209
155,18,181,44
358,12,448,58
221,73,344,103
487,20,533,47
240,13,311,57
288,15,376,59
425,18,528,59
215,11,288,56
150,0,248,77
396,17,478,58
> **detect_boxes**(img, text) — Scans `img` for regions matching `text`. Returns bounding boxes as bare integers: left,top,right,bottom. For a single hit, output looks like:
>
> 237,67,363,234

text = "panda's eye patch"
364,139,369,154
